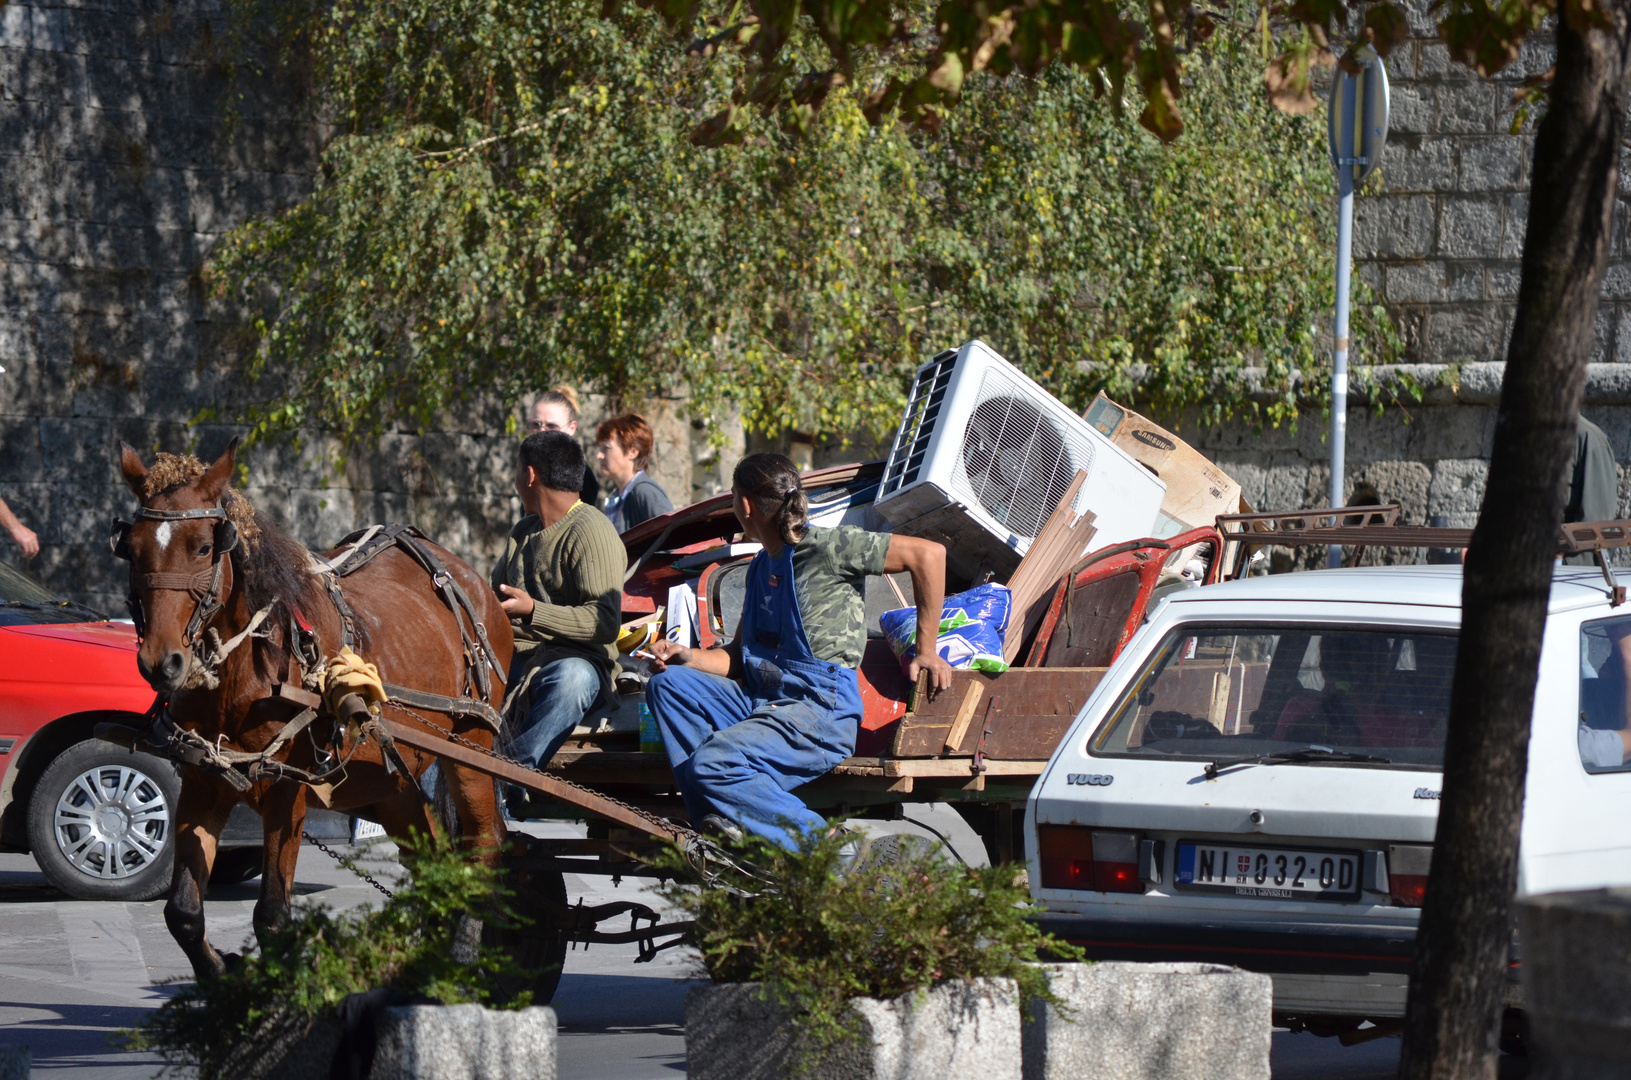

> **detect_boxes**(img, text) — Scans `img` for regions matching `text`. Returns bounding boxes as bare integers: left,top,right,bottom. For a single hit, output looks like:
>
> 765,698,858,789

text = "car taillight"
1390,875,1429,906
1038,825,1094,890
1090,831,1144,893
1388,844,1432,907
1036,826,1144,893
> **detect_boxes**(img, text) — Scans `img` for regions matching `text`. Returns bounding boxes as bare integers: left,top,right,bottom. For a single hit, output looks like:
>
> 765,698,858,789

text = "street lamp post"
1326,51,1389,567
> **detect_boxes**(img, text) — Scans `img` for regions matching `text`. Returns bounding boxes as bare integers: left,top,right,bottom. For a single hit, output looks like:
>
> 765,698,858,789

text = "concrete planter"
1518,887,1631,1080
1021,962,1272,1080
686,979,1023,1080
371,1004,557,1080
249,1003,556,1080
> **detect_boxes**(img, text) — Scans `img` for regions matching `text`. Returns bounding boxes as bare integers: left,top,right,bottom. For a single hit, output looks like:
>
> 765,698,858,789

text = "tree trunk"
1397,11,1631,1080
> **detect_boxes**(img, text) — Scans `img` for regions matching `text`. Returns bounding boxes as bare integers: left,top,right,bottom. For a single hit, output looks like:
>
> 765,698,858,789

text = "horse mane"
235,511,374,680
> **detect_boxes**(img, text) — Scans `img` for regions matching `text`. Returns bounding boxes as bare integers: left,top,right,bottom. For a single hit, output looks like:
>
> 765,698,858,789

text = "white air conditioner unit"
874,341,1166,583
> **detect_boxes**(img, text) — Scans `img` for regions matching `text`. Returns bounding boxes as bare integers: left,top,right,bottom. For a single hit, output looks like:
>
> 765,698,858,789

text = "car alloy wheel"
53,763,171,880
27,739,181,901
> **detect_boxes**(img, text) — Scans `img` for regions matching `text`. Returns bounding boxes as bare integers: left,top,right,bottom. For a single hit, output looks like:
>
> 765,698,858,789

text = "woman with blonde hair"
527,385,599,506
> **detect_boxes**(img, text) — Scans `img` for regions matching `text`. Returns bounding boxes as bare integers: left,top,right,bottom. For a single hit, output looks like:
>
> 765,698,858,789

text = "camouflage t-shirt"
787,525,892,668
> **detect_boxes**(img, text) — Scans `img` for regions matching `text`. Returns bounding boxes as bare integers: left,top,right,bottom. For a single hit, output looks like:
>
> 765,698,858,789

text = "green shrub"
212,0,1382,451
655,827,1083,1063
126,832,530,1079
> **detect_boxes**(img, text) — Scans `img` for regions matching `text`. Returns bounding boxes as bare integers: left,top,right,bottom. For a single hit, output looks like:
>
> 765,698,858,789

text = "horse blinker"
110,519,134,561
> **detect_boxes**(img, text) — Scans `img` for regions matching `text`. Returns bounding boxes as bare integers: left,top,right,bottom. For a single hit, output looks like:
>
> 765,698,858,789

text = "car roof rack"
1213,505,1631,602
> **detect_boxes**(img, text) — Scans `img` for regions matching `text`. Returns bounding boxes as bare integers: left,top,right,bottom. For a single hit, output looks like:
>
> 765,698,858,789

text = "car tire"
27,739,180,902
211,846,265,886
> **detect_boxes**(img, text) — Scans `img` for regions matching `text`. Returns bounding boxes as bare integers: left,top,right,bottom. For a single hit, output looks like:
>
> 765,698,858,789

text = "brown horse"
114,440,513,980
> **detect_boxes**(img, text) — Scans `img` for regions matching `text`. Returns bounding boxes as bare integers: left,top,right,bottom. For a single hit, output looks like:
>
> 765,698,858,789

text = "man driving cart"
645,453,954,848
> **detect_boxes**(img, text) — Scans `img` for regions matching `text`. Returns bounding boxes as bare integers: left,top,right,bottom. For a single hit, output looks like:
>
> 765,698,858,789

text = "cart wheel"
484,845,569,1005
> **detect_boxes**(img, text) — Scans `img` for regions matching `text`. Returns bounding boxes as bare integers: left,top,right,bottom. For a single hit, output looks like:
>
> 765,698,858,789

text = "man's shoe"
698,814,745,844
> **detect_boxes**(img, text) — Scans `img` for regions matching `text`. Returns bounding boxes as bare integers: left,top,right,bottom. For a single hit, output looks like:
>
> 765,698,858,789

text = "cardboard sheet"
1083,393,1243,532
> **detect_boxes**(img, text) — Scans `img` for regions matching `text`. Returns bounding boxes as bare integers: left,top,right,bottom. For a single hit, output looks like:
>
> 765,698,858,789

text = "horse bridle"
109,505,240,646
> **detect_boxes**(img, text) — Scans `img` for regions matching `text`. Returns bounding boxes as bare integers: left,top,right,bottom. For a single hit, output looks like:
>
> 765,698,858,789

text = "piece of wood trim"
1003,470,1099,663
834,756,1048,778
943,683,984,754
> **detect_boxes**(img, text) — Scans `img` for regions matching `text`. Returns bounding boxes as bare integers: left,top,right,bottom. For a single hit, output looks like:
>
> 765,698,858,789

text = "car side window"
1578,617,1631,773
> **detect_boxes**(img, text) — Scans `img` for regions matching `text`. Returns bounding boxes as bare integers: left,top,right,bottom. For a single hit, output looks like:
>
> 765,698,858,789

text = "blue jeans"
506,657,602,770
645,665,855,849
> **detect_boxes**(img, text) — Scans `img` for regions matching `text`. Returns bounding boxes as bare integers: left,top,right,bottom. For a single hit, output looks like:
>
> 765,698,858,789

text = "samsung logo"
1067,773,1115,787
1414,788,1441,800
1133,430,1177,452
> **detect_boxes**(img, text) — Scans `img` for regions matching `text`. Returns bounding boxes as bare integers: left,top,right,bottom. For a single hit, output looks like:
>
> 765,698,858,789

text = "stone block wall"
1181,10,1631,558
0,0,339,612
0,0,732,612
1353,5,1550,366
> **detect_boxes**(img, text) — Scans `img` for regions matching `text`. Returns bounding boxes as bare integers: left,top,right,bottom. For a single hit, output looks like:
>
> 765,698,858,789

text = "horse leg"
443,760,505,860
252,780,308,946
164,778,236,980
371,788,441,846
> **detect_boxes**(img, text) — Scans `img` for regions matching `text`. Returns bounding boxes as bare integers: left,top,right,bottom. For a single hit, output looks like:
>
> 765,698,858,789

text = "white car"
1026,564,1631,1040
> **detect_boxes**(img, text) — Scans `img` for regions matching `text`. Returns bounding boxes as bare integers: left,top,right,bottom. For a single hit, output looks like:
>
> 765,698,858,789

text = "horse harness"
112,510,506,797
110,505,239,651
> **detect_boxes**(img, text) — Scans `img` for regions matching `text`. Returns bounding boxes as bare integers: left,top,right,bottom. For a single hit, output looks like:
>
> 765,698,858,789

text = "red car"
0,562,266,900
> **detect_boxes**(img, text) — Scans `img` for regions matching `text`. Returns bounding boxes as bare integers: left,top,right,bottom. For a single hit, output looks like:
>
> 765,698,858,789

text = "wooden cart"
379,461,1240,1001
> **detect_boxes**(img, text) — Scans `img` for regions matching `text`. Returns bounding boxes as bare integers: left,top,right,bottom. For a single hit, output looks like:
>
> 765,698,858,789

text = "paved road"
0,826,1525,1079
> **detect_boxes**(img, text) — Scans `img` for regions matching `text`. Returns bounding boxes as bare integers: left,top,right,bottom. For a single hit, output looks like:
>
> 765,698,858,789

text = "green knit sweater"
490,501,624,692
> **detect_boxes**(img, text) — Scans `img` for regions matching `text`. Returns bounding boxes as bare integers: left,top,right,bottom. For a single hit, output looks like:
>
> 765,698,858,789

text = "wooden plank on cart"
382,719,683,842
891,668,1108,759
831,757,1050,777
1003,471,1097,663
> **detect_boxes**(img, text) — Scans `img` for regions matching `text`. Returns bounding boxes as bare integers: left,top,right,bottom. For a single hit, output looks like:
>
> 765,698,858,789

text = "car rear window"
1091,625,1456,769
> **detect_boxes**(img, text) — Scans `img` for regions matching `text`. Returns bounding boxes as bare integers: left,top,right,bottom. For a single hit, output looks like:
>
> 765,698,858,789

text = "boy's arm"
649,624,742,678
884,535,953,693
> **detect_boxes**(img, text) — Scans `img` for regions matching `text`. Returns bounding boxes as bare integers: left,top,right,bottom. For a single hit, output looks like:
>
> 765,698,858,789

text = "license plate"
1175,842,1359,900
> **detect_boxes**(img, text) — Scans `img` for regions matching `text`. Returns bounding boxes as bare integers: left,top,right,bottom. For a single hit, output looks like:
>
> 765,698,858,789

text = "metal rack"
1213,507,1631,604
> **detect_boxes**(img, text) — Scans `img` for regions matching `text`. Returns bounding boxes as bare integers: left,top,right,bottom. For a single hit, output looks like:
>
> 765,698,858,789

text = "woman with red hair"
596,413,673,531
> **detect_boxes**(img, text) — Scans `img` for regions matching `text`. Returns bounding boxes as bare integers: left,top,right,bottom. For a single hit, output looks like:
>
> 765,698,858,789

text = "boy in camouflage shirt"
644,454,952,849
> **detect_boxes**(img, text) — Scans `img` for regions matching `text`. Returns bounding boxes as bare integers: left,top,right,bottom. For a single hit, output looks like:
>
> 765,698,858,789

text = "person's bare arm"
649,634,741,678
0,499,38,559
884,535,953,694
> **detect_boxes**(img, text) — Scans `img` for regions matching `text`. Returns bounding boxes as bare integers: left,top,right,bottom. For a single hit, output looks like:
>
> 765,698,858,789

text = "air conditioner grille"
880,350,957,497
954,371,1094,538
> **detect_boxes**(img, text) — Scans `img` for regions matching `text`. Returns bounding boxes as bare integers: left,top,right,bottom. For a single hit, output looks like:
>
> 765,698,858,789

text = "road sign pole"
1326,52,1387,569
1329,159,1354,568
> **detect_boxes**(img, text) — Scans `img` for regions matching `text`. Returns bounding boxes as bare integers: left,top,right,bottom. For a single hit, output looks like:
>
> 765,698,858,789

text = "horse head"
115,440,246,694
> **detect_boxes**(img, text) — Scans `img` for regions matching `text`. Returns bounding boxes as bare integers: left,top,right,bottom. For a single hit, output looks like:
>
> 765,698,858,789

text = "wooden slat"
892,667,1106,759
1003,472,1098,663
382,720,683,841
943,683,984,754
832,757,1048,778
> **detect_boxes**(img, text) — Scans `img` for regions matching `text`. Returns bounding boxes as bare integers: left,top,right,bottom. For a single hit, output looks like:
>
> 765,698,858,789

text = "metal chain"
302,829,396,899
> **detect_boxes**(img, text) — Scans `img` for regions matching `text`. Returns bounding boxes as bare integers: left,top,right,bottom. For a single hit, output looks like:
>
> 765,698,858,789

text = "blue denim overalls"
645,541,865,849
